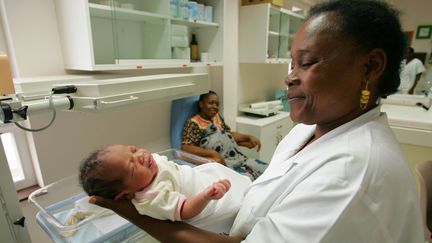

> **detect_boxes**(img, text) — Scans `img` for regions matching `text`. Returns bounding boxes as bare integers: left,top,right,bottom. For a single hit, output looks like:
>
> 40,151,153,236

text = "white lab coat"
399,58,426,94
230,106,423,243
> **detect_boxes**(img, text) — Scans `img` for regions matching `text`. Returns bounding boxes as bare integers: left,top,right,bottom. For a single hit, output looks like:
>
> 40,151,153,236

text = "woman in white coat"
90,0,423,242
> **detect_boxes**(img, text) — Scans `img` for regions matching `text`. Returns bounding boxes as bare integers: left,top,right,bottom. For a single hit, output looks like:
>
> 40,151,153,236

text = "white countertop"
236,111,290,127
380,104,432,147
381,104,432,130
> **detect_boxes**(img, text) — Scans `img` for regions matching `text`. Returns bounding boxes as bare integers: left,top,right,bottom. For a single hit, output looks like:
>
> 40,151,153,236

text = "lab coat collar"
253,106,383,185
293,106,383,164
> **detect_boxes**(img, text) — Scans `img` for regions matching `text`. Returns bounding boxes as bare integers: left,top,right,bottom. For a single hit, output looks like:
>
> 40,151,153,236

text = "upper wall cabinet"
54,0,223,71
239,4,304,64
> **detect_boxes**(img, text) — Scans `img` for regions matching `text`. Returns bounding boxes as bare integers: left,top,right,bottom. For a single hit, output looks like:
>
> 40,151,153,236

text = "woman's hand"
181,144,226,165
247,135,261,151
89,196,137,219
208,150,226,165
235,133,261,152
89,195,243,243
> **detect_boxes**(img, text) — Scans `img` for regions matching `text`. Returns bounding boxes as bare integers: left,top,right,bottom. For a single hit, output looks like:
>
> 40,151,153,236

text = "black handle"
13,217,25,227
52,85,77,94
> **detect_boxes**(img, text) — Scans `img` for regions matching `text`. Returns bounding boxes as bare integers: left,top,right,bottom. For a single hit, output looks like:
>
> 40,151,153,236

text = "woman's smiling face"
286,13,367,128
199,93,219,120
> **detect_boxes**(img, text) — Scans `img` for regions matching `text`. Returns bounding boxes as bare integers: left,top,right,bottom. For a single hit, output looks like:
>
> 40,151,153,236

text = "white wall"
0,0,225,185
1,0,65,77
4,0,429,185
239,64,288,104
29,102,172,184
395,0,432,55
0,14,6,52
222,0,239,128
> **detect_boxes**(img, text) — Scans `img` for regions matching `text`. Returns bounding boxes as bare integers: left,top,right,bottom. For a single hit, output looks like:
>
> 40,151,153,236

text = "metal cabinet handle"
100,96,139,105
276,134,282,145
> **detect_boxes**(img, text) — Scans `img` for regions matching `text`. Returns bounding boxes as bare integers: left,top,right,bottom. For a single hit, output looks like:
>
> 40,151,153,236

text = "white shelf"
240,3,304,63
268,31,280,37
237,112,290,127
171,18,219,28
381,104,432,131
266,58,289,64
89,3,168,23
381,104,432,148
55,0,224,71
72,62,223,71
56,73,209,111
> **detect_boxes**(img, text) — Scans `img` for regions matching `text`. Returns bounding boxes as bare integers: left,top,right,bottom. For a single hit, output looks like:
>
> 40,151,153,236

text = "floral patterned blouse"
181,113,231,146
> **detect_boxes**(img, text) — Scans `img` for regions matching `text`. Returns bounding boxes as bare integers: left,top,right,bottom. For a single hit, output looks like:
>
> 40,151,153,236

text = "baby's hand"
205,179,231,200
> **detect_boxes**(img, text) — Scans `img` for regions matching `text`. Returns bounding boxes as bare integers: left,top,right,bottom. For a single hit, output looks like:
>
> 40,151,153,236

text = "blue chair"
170,95,200,149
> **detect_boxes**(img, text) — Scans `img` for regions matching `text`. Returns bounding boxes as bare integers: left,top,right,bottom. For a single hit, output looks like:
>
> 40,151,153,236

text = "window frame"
0,123,37,190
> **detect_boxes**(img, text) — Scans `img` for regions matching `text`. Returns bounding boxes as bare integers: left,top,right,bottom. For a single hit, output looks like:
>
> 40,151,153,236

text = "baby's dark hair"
79,148,124,199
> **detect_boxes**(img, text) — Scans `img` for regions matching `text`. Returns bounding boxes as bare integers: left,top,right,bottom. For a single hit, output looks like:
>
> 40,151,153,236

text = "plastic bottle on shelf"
190,32,199,62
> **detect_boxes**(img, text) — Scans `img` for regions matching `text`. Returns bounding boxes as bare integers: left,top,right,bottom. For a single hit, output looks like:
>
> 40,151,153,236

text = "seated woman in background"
181,91,268,180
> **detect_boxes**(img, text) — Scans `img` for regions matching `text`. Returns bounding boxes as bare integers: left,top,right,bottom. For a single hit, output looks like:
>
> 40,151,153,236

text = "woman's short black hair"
199,90,217,102
307,0,404,97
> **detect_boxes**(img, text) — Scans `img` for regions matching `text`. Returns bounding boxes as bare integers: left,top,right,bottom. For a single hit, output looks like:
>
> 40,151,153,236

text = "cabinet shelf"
115,59,222,68
171,17,219,28
55,0,224,71
58,73,209,111
240,3,304,63
268,31,279,37
268,31,289,38
266,58,290,64
75,61,223,71
89,3,168,23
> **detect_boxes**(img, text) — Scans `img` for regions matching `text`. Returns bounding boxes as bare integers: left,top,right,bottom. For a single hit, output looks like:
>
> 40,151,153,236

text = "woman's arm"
231,132,261,152
181,119,225,164
89,196,242,243
181,144,225,165
408,73,422,94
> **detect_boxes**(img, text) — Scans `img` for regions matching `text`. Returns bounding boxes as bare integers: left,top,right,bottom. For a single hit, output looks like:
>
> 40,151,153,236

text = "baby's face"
100,145,158,199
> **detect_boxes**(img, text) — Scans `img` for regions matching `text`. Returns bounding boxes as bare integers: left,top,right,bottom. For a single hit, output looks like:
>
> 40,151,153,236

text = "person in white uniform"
88,0,424,242
79,145,251,234
399,47,426,94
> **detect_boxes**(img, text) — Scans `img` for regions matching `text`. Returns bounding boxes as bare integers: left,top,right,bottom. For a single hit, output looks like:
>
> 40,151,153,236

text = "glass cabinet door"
278,11,290,60
267,7,280,60
239,4,303,64
89,0,117,65
287,13,303,58
87,0,171,66
112,0,171,64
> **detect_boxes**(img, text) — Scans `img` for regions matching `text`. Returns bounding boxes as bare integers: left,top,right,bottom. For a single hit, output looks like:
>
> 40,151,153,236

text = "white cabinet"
236,112,293,162
53,73,209,111
239,4,303,64
54,0,223,71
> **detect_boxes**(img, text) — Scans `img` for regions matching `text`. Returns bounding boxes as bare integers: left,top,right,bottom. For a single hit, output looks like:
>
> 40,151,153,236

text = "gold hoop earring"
360,80,370,110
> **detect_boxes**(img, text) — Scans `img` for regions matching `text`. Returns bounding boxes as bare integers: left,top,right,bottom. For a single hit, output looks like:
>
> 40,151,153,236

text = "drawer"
261,117,292,135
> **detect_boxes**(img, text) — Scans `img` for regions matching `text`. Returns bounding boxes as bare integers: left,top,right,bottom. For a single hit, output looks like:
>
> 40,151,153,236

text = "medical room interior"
0,0,431,242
